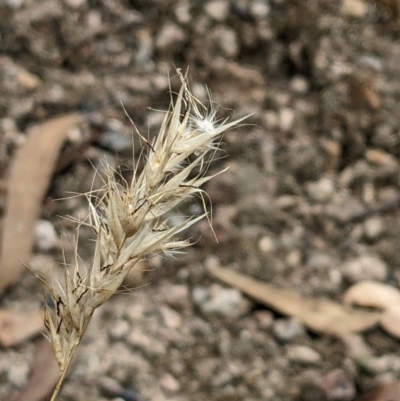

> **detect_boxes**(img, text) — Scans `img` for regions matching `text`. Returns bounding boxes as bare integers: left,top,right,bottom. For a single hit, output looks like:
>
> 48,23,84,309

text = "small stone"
358,54,383,72
7,359,30,387
127,328,165,357
253,310,274,329
324,192,365,223
204,255,220,270
5,0,24,8
286,249,302,268
146,110,166,130
341,334,372,360
201,287,251,319
322,138,342,172
307,252,337,271
213,27,239,58
64,0,86,8
211,368,234,387
320,369,355,400
249,0,271,19
87,10,102,31
160,373,180,392
195,358,220,381
276,195,301,210
307,177,335,203
190,317,211,337
99,119,131,152
273,318,305,342
366,148,397,167
192,286,210,306
258,236,277,254
67,126,83,143
47,84,65,103
17,69,41,90
175,1,192,24
288,137,323,180
363,216,384,240
190,82,209,101
341,255,388,283
286,345,321,365
162,284,190,310
264,111,279,129
341,0,366,18
160,305,182,329
109,319,130,341
34,220,59,252
372,123,398,149
361,354,400,375
279,107,295,131
290,76,309,94
150,74,169,91
156,23,185,52
125,302,146,321
204,0,230,21
134,28,154,67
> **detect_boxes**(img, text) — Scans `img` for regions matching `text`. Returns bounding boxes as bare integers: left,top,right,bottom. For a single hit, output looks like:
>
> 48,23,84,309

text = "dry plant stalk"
30,72,247,401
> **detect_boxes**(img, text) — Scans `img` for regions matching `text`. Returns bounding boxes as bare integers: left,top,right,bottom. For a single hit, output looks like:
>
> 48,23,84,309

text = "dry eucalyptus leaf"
6,339,59,401
343,281,400,339
208,265,380,335
343,281,400,310
0,309,44,347
380,308,400,339
356,382,400,401
0,113,83,294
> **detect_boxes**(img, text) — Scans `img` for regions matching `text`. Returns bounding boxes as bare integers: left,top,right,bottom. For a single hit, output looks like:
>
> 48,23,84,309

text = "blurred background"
1,0,400,400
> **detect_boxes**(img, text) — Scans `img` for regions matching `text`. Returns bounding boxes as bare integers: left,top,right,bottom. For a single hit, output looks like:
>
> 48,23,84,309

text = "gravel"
2,0,400,399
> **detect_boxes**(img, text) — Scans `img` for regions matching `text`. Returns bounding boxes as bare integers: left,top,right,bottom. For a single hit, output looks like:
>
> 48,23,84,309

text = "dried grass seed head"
30,74,248,379
102,81,246,244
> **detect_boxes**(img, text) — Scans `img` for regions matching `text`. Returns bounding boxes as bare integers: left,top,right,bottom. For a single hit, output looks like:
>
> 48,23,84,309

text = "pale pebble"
34,220,59,252
341,255,387,283
286,345,321,365
204,0,230,21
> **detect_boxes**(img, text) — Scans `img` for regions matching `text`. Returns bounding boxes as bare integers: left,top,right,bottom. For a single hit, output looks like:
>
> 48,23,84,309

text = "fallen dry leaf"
356,382,400,401
0,308,44,347
0,113,82,295
208,265,381,335
343,281,400,339
6,339,59,401
343,281,400,310
379,308,400,339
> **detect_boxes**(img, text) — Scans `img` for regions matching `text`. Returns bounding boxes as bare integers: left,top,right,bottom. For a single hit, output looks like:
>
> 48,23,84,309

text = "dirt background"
1,0,400,400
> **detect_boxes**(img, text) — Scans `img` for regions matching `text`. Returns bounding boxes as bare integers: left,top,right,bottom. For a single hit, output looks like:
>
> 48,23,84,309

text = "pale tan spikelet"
30,72,248,401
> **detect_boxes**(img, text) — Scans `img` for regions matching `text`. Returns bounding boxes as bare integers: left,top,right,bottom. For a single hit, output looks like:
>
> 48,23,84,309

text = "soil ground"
1,1,400,400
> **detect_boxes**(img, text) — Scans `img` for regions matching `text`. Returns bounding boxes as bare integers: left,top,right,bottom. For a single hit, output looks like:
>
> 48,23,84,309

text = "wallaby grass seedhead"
30,70,248,401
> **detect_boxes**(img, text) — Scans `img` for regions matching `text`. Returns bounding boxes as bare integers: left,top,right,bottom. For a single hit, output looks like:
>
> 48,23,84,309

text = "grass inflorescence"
30,70,247,401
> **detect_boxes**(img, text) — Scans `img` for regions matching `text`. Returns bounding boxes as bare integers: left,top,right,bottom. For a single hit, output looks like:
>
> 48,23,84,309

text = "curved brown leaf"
0,113,82,294
343,281,400,311
0,308,44,347
343,281,400,339
6,339,59,401
208,265,380,335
